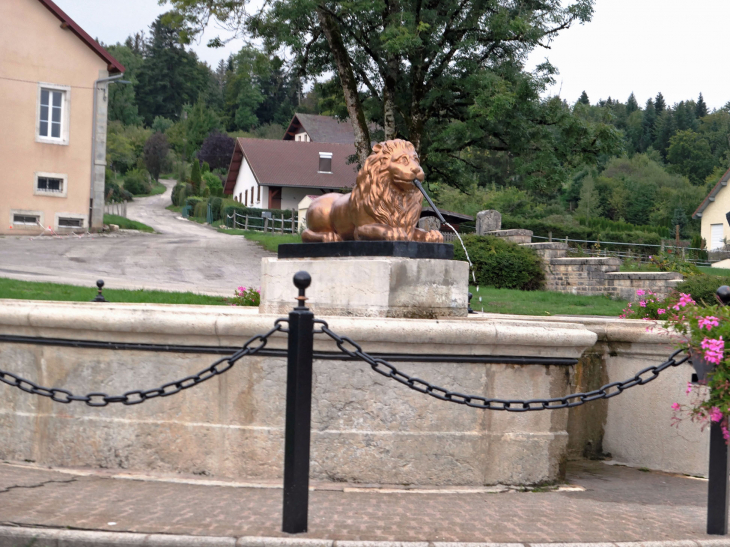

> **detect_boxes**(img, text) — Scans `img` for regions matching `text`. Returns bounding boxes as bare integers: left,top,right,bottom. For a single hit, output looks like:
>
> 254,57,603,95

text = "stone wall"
0,299,595,487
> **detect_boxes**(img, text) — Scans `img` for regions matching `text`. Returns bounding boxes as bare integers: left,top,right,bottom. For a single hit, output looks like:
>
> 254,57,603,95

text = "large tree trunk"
315,7,371,166
382,59,398,141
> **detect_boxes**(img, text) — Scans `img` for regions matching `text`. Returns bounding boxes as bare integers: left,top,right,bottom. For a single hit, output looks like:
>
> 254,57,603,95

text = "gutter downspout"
89,73,124,230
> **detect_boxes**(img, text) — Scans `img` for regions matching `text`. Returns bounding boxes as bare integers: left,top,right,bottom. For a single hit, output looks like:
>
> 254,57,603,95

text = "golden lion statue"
302,139,444,243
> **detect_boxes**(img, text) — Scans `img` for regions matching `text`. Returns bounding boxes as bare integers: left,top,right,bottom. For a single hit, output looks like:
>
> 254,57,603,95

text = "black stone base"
278,241,454,260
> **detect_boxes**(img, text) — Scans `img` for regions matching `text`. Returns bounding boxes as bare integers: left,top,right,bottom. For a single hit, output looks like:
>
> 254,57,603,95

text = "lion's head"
351,139,425,227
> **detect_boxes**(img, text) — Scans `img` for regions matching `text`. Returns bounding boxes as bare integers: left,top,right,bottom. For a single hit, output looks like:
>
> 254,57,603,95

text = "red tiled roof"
225,138,358,194
37,0,125,74
693,166,730,219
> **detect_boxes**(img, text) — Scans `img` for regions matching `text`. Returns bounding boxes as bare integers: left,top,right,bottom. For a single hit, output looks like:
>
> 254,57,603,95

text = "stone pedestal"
260,256,469,318
476,210,502,234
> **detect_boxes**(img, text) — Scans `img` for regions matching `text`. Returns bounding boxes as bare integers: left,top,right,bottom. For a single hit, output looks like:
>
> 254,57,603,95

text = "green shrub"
675,275,728,306
193,201,208,218
202,161,210,173
202,172,223,197
123,168,151,195
105,177,132,202
210,197,223,221
454,235,545,291
171,183,187,206
185,197,204,210
191,160,202,195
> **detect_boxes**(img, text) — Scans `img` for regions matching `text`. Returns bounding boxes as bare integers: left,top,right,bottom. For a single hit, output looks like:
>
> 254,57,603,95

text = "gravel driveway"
0,180,271,295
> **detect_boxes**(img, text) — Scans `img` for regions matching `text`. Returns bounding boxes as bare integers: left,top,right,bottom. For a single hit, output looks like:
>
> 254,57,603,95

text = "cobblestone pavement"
0,460,716,543
0,180,271,296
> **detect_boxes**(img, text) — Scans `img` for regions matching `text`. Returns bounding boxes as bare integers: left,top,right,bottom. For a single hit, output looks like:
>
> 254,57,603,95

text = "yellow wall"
0,0,108,234
699,181,730,250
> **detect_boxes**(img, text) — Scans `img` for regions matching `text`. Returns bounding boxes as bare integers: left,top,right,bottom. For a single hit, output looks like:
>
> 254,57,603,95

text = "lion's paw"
425,230,444,243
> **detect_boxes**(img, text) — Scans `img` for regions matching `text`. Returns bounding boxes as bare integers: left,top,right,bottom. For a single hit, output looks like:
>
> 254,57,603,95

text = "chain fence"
314,319,690,412
0,321,286,407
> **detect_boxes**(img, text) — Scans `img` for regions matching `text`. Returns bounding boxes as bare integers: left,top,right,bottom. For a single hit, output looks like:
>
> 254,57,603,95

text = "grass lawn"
103,214,155,233
470,285,627,316
698,266,730,277
218,228,301,252
0,278,227,305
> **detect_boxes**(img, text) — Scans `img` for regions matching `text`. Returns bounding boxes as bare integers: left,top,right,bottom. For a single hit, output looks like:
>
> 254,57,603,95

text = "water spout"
413,179,476,284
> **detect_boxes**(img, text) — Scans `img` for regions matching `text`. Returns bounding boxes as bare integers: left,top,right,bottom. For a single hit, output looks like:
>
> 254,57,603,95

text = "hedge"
453,234,545,291
501,215,663,250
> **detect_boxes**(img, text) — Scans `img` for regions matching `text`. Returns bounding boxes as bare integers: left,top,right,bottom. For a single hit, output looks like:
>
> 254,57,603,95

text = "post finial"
293,271,311,308
716,285,730,306
92,280,107,302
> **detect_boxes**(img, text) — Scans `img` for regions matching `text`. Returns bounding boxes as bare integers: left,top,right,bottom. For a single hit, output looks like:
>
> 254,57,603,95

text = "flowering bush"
621,288,730,440
228,286,261,306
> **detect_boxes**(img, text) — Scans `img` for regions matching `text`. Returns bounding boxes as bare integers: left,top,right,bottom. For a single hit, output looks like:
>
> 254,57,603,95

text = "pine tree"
578,91,590,105
626,92,639,114
640,98,657,152
671,206,690,238
696,93,709,118
655,92,666,115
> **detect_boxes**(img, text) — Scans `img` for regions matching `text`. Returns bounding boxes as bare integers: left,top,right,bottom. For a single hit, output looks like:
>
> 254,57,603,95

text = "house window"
318,152,333,173
36,84,70,145
13,214,40,226
245,190,248,206
58,217,83,228
257,185,261,202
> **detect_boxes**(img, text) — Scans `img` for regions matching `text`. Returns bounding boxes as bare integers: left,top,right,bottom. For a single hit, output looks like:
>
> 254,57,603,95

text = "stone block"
418,216,441,232
260,257,469,318
483,229,533,244
476,210,501,234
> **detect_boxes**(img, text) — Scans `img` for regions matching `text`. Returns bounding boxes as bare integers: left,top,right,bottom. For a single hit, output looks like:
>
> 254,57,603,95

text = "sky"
56,0,730,110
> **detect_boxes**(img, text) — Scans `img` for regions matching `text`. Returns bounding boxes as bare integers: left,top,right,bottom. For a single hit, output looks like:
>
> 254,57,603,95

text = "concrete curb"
1,527,730,547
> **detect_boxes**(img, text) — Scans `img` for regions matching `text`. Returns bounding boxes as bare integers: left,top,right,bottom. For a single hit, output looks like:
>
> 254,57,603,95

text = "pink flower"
698,316,720,331
701,336,724,365
672,402,680,411
686,382,693,394
639,301,647,308
710,407,724,422
657,308,666,315
636,289,646,296
723,425,730,442
678,293,695,307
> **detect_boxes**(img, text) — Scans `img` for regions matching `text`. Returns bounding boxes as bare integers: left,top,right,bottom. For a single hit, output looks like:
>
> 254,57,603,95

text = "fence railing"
226,211,299,234
104,202,127,218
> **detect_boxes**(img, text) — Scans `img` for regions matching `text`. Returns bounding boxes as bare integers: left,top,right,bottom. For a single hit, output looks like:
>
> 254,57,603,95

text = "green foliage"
202,172,223,196
185,196,204,209
152,116,174,133
106,44,143,125
676,275,727,306
209,197,223,221
228,286,261,306
104,175,133,203
647,251,702,277
454,235,545,291
193,201,208,218
190,160,202,194
123,168,151,195
171,182,187,206
667,129,716,185
143,132,170,181
106,121,151,174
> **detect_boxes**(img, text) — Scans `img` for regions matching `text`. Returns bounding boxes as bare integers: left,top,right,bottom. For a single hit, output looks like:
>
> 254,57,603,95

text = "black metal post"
708,421,730,534
91,279,107,302
282,271,314,534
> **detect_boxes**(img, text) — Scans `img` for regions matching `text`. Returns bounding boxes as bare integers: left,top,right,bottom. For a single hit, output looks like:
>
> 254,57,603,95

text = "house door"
269,186,282,209
711,223,724,250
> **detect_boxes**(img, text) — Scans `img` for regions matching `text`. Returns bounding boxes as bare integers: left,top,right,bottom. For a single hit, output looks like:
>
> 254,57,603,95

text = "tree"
653,109,676,159
578,91,590,106
655,92,666,115
667,129,716,185
152,116,174,133
671,206,689,238
164,0,615,193
197,131,235,170
143,132,170,181
190,158,202,194
135,14,211,125
576,176,602,219
626,92,639,114
639,98,656,152
696,93,709,118
106,44,143,125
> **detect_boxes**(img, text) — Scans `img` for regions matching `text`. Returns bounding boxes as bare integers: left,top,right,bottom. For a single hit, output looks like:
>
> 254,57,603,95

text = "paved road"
0,180,271,295
0,460,714,544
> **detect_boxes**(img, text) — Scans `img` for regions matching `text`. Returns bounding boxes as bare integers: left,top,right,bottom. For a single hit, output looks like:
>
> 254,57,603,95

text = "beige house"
692,167,730,252
0,0,124,235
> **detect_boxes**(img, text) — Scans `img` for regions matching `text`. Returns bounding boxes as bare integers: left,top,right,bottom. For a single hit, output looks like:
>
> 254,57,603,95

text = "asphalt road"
0,180,271,295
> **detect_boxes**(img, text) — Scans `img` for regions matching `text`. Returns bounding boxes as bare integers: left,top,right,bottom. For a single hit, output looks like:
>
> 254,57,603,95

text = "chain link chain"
313,319,690,412
0,321,287,407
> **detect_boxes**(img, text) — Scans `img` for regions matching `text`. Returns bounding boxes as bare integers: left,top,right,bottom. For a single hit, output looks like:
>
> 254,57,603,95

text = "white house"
224,138,357,210
692,167,730,251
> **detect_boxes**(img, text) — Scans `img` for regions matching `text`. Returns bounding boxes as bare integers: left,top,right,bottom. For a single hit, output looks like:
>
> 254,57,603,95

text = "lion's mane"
350,139,422,229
